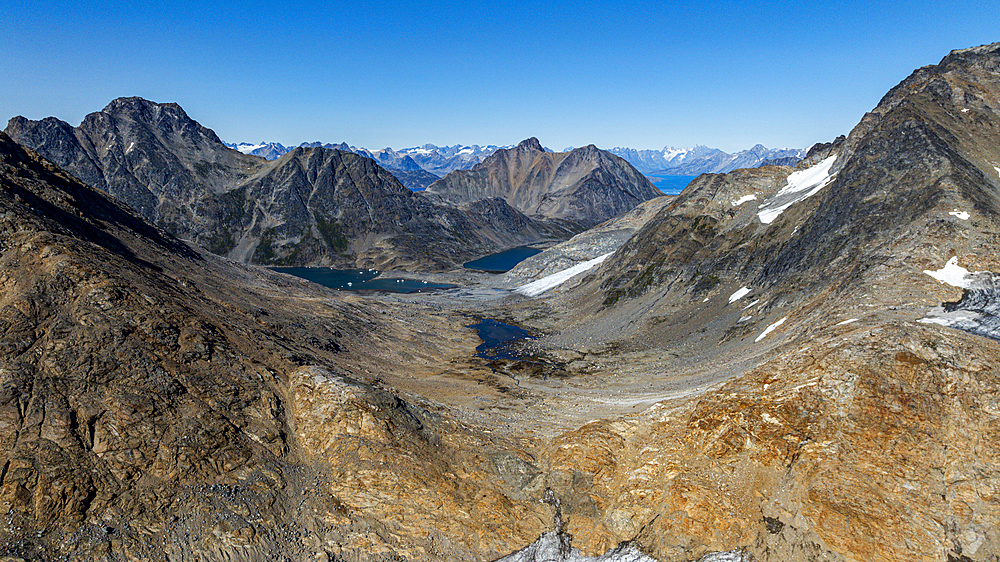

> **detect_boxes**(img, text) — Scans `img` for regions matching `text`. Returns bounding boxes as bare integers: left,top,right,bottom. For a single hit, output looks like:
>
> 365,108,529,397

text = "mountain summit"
5,99,561,270
423,137,663,228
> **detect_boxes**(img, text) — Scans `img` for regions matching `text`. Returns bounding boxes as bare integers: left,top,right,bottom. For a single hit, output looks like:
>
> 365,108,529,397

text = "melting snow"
496,530,746,562
515,253,612,297
728,286,751,303
949,209,971,220
924,257,972,288
757,155,837,224
755,317,788,342
731,194,757,206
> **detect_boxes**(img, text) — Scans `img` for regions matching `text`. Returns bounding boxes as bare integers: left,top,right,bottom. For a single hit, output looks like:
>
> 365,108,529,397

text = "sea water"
647,175,696,195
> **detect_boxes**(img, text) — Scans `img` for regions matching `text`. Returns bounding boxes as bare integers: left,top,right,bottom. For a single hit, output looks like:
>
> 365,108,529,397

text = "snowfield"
755,317,788,342
515,253,613,297
924,256,972,288
728,286,751,303
757,155,837,224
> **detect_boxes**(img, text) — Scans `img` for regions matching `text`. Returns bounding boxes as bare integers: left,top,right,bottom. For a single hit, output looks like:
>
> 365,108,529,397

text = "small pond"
464,246,543,273
465,317,535,361
271,267,455,293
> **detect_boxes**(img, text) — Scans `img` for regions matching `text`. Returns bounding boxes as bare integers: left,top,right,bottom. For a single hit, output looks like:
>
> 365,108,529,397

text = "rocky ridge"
0,131,562,561
492,42,1000,562
424,138,664,229
3,43,1000,562
4,99,565,271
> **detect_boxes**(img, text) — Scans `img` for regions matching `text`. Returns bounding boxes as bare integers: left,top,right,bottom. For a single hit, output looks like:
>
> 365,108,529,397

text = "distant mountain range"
603,144,808,175
225,140,808,189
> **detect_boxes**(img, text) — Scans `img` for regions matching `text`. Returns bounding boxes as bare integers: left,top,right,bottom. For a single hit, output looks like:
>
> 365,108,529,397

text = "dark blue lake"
464,246,543,273
465,318,535,361
271,267,455,293
647,175,697,195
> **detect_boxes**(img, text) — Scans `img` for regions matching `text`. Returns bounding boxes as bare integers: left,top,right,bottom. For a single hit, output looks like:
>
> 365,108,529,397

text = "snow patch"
924,257,972,288
995,166,1000,178
738,316,752,323
757,155,837,224
496,530,745,562
728,286,751,303
835,318,859,326
731,194,757,206
755,317,787,343
515,253,612,297
949,209,970,220
742,299,760,311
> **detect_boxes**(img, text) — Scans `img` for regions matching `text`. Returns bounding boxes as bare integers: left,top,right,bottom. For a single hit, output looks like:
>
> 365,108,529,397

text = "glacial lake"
271,267,455,293
465,317,535,361
464,246,543,273
647,175,697,195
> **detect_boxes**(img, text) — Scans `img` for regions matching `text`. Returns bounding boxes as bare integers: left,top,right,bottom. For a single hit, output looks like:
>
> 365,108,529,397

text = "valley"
1,43,1000,562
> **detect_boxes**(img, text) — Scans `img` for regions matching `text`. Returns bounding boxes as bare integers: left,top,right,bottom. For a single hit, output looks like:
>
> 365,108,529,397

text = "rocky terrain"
424,138,664,229
2,42,1000,562
491,42,1000,562
498,196,672,289
4,99,570,271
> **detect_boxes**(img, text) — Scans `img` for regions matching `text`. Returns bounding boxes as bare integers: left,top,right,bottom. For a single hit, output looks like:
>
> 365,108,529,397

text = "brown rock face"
4,99,561,271
4,43,1000,562
423,138,664,229
0,133,555,560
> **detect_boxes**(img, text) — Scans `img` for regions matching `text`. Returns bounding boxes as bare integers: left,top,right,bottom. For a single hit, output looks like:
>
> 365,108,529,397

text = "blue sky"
3,1,997,152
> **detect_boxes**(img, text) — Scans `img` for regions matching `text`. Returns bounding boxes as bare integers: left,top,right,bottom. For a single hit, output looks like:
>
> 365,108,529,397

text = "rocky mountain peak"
516,137,544,152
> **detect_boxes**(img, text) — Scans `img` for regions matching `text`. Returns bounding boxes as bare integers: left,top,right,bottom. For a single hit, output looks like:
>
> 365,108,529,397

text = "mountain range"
223,139,806,189
2,41,1000,562
424,138,662,229
4,99,662,271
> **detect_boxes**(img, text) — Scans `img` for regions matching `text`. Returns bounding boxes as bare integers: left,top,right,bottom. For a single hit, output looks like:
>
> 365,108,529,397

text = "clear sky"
3,0,997,152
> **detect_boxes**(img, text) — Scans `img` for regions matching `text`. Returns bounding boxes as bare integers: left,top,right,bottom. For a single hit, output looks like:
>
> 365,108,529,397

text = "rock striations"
499,42,1000,562
423,138,664,229
0,131,559,560
4,43,1000,562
